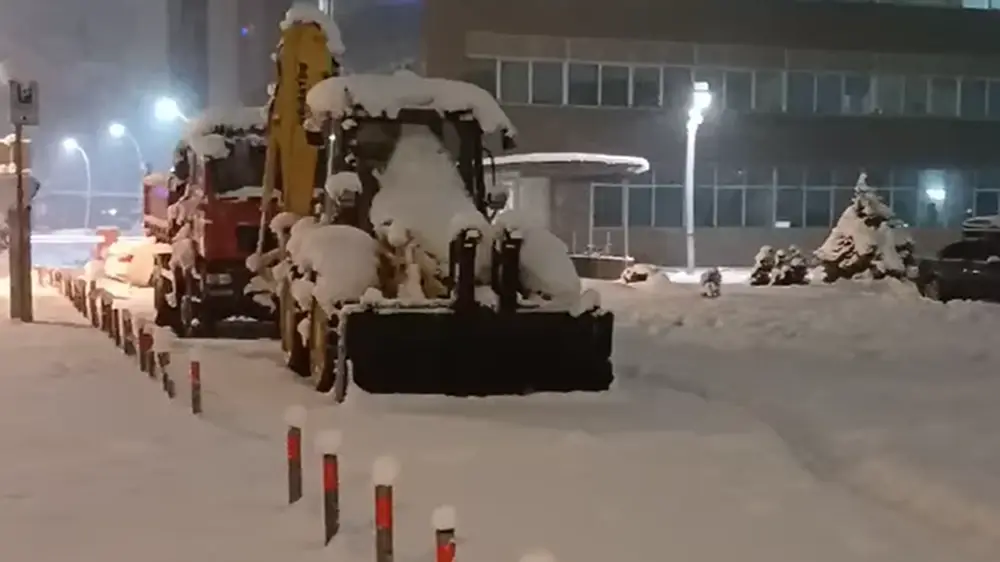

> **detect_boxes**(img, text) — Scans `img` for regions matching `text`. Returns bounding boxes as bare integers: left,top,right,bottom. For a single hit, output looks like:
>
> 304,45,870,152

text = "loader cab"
327,108,510,220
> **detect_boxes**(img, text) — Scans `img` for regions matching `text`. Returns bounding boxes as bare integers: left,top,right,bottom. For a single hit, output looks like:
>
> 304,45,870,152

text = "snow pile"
493,152,650,175
751,245,809,286
370,125,491,275
280,2,344,55
494,209,581,301
181,107,267,159
815,174,915,283
307,70,515,138
699,267,721,298
292,224,380,312
620,263,663,284
324,171,362,200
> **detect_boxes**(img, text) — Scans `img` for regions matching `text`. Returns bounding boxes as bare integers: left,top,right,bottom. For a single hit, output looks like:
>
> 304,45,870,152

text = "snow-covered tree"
749,245,775,286
814,173,915,282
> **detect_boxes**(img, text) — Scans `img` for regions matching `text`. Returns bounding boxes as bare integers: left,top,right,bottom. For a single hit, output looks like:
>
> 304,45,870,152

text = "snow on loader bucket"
334,229,615,398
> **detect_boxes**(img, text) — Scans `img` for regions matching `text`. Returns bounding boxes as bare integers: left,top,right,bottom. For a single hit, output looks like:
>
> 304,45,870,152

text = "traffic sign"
9,80,39,126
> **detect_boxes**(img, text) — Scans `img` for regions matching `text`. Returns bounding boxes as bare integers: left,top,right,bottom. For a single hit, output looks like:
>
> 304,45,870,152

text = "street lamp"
107,122,146,172
61,137,94,229
154,97,187,123
684,81,712,273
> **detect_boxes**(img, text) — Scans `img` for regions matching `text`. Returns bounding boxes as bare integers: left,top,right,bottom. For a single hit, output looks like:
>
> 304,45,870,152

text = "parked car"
103,237,168,287
916,239,1000,302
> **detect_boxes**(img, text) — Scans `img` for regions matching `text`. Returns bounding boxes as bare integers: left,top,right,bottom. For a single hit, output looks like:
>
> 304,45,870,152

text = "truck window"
939,241,990,261
205,138,266,194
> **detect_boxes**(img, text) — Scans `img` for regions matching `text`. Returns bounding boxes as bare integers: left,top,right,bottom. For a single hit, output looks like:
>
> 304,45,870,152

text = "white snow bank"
307,70,515,137
495,209,581,301
280,2,344,55
181,106,267,159
493,152,649,174
295,224,380,309
269,211,301,234
324,171,362,200
371,125,491,271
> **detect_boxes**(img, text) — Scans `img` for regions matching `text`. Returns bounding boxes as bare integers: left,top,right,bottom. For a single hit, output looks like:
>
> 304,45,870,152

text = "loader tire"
282,294,309,376
309,299,335,393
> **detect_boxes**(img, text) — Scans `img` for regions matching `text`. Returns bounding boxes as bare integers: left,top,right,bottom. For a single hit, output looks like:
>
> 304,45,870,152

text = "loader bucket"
343,307,615,396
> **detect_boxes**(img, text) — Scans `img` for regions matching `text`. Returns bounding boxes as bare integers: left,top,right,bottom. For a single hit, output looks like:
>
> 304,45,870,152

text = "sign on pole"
9,80,39,126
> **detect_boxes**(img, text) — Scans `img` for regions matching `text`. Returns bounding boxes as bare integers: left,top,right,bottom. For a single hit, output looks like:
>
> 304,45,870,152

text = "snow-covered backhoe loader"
246,4,614,398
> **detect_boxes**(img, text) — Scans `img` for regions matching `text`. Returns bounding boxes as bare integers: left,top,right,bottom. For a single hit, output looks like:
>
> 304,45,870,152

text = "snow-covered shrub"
620,263,660,284
814,173,915,282
700,267,721,298
749,245,775,286
772,245,809,286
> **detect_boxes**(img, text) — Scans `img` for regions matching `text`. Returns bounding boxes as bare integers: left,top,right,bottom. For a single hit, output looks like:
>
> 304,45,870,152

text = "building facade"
423,0,1000,265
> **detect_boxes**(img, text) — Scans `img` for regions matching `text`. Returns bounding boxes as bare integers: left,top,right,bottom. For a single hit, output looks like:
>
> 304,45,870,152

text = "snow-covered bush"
772,245,809,286
814,173,915,282
749,245,775,286
620,263,660,284
700,267,721,298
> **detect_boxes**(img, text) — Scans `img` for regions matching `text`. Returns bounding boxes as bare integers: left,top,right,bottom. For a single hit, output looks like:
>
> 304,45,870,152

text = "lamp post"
154,97,188,123
107,122,147,172
61,137,94,229
684,81,712,273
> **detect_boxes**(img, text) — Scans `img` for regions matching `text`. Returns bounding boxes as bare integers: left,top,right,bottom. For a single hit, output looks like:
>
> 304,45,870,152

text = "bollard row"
280,405,552,561
53,270,205,416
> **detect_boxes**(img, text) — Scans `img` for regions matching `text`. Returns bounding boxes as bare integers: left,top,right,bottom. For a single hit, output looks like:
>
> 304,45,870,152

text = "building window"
745,187,774,227
875,75,904,115
815,74,842,114
632,66,660,107
975,190,999,215
600,65,629,107
961,78,987,119
787,72,815,114
724,71,752,112
903,76,928,115
592,184,622,227
695,188,714,227
463,59,497,97
663,67,692,108
843,74,872,114
530,61,563,105
499,60,528,103
775,188,804,227
892,188,917,226
805,190,832,227
754,71,783,112
930,77,958,116
716,188,744,226
988,80,1000,119
833,188,854,218
568,63,599,106
653,187,683,227
627,186,653,226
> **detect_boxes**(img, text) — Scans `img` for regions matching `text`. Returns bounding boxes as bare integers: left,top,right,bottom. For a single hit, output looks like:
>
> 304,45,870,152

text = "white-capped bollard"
432,505,457,562
284,405,307,504
315,429,343,544
372,455,399,562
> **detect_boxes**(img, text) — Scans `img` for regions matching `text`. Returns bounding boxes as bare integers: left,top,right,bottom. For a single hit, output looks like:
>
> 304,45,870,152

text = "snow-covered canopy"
493,152,650,177
280,2,344,55
306,70,515,138
179,106,267,159
962,214,1000,232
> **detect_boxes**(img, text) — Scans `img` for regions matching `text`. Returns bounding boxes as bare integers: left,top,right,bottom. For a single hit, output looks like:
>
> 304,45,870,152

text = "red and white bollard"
315,429,343,545
138,323,154,375
152,328,173,398
188,346,202,415
372,455,399,562
284,405,307,504
520,550,557,562
432,505,457,562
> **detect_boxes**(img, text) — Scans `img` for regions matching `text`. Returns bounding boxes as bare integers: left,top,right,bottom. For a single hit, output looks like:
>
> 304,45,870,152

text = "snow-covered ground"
0,273,994,560
602,277,1000,553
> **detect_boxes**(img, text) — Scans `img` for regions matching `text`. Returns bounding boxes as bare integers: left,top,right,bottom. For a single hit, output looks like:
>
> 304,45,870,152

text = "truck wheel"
309,299,335,393
281,284,309,376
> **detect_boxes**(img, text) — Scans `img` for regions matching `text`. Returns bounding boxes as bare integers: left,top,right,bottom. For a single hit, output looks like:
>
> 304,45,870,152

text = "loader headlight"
205,273,233,285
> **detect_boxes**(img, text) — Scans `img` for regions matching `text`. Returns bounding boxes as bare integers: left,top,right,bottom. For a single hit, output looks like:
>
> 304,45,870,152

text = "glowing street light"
61,137,94,229
154,97,187,122
107,121,146,172
683,81,713,273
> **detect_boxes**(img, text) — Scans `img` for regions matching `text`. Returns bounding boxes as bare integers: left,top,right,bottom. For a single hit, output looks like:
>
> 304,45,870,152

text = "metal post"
684,121,698,273
12,124,32,321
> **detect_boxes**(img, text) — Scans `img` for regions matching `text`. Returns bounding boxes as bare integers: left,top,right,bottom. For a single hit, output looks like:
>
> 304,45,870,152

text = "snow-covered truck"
144,108,285,336
245,4,615,399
